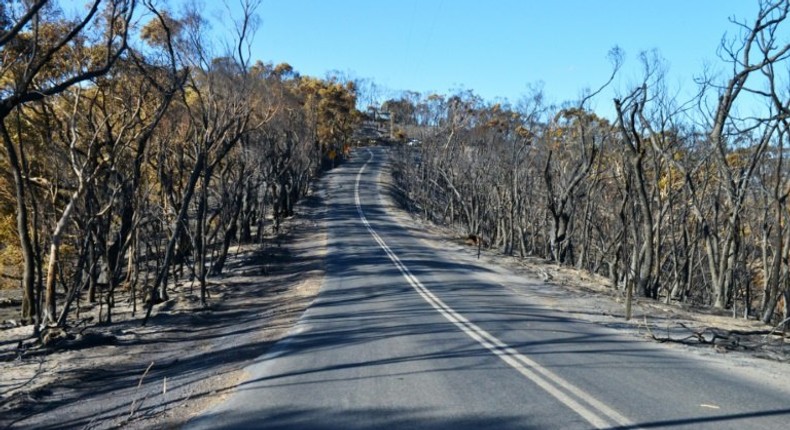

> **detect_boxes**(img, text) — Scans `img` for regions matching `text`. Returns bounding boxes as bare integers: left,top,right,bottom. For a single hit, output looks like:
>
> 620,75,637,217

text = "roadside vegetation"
389,0,790,330
0,0,359,335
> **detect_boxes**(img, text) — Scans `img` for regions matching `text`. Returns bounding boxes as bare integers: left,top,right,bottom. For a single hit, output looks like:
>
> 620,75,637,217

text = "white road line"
354,149,634,429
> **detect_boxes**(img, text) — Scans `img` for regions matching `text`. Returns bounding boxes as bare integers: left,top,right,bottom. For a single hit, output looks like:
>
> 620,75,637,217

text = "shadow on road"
614,407,790,429
194,405,536,430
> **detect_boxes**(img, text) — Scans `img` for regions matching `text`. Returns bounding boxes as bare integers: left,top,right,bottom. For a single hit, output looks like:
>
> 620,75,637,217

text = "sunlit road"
189,147,790,429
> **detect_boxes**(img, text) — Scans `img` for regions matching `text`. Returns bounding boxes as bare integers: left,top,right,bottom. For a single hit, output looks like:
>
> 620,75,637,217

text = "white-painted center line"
354,149,635,429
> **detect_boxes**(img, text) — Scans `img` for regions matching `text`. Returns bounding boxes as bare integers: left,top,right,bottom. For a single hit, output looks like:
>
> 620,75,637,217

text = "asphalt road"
188,147,790,429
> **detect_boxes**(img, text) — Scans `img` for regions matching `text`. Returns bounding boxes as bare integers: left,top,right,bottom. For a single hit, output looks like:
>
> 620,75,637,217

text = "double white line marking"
354,149,634,429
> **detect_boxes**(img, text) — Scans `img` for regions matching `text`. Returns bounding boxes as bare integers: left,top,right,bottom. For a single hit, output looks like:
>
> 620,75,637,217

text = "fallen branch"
128,361,155,419
647,322,787,352
647,323,741,350
762,317,790,342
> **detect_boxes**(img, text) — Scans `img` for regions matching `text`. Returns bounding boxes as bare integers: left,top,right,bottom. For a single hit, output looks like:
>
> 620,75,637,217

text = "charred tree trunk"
0,120,37,325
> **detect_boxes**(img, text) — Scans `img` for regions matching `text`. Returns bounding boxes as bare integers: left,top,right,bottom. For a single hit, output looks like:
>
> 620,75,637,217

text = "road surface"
189,147,790,429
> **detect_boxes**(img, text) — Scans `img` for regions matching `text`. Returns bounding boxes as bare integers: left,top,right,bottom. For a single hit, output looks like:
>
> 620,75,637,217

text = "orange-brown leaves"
141,11,182,48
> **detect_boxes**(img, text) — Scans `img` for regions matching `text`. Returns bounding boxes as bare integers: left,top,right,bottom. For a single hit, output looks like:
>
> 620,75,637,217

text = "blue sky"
195,1,765,117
